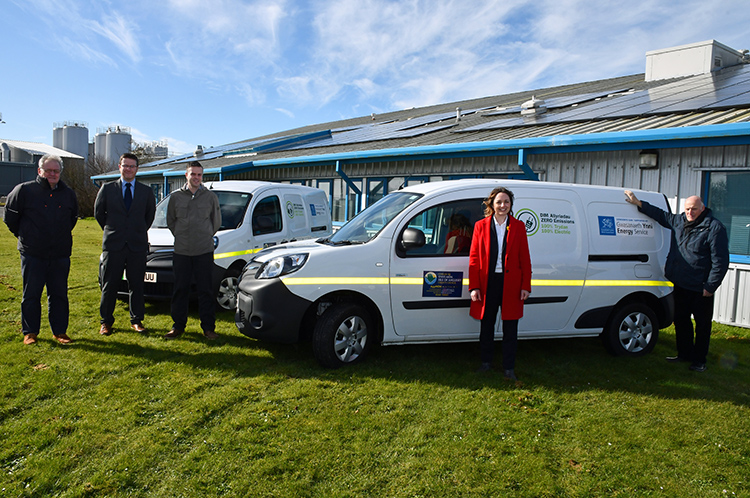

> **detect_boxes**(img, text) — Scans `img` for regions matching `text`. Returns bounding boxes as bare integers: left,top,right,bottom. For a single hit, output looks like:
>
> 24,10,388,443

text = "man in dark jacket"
94,153,156,335
4,154,79,345
625,190,729,372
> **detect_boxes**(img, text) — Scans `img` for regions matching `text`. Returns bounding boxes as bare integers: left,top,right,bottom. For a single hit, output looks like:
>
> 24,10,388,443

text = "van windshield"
151,190,252,231
328,192,422,244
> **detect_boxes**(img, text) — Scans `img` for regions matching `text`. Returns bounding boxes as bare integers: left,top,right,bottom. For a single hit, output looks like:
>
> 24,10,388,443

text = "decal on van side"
599,216,655,237
518,208,576,236
286,200,305,218
422,271,463,298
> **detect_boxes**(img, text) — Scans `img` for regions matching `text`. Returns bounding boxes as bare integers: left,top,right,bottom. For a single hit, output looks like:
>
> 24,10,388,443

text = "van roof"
400,179,653,197
202,180,322,194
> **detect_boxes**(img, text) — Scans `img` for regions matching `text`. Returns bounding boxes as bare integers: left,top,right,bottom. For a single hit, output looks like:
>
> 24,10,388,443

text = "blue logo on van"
310,203,317,216
598,216,616,236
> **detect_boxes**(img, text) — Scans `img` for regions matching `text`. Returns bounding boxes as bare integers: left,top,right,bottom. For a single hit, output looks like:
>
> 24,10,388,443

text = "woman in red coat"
469,187,532,380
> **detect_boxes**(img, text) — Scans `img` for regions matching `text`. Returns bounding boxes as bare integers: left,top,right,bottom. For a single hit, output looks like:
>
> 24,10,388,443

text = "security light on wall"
639,149,659,169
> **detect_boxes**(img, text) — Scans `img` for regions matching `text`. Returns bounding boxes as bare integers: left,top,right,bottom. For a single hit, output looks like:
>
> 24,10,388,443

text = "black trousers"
20,253,70,336
479,272,519,369
673,285,715,364
171,252,215,332
100,248,147,325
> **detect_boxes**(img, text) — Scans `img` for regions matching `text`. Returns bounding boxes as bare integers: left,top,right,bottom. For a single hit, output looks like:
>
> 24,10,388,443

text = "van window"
215,191,251,230
402,199,485,256
252,196,283,235
150,190,252,230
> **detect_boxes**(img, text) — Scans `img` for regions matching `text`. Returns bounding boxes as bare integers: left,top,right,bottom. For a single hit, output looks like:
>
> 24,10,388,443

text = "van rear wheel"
312,303,373,368
603,303,659,356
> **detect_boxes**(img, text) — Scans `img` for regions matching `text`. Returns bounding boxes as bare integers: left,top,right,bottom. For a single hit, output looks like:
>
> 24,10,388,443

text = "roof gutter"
247,122,750,169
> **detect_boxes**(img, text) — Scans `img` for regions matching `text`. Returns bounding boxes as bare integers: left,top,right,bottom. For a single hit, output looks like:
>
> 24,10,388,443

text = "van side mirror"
400,227,426,251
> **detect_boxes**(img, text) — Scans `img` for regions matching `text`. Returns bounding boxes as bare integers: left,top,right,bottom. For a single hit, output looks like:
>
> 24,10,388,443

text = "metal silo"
61,122,89,161
53,123,64,150
95,130,108,162
106,126,131,164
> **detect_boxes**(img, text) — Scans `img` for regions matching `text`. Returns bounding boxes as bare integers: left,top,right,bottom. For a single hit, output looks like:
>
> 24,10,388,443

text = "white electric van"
131,181,331,310
234,179,674,367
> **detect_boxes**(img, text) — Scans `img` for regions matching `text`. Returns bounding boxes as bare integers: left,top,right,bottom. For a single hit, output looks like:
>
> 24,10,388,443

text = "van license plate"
144,272,157,283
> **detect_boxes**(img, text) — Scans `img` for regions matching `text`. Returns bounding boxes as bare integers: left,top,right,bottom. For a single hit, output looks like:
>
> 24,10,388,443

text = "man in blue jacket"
4,154,79,345
625,190,729,372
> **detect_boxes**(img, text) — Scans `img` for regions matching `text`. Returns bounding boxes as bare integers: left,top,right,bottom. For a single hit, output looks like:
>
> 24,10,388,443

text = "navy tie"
124,183,132,211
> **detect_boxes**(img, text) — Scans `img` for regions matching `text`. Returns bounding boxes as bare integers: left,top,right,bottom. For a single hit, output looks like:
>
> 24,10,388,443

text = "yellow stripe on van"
280,276,672,288
214,248,262,260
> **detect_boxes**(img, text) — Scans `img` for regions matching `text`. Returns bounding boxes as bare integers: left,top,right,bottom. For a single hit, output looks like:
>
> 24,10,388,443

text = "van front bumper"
234,277,313,343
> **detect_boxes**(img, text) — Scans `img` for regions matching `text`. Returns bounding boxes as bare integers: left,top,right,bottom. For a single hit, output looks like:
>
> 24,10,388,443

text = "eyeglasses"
42,169,61,174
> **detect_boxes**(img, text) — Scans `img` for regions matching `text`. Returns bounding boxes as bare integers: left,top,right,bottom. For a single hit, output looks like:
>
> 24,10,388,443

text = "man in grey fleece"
625,190,729,372
165,161,221,340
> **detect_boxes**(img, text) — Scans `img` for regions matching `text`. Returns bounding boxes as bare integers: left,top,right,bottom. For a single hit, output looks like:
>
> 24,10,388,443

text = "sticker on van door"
599,216,654,237
422,271,463,298
517,208,576,236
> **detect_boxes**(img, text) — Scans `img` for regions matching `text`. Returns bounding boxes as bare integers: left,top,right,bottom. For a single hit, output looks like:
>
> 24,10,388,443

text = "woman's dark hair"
483,187,515,217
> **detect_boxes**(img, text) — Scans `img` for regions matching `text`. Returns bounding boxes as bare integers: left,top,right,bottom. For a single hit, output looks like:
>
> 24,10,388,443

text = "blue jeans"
20,252,70,336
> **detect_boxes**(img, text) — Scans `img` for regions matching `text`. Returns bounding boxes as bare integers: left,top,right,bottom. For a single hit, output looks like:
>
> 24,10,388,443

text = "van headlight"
257,254,308,279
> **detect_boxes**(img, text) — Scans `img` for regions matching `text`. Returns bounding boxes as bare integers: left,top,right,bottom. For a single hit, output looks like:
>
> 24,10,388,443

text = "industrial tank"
105,126,131,164
62,122,89,161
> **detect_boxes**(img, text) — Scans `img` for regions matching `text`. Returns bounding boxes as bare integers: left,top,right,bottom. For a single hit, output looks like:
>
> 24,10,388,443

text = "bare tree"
63,155,116,218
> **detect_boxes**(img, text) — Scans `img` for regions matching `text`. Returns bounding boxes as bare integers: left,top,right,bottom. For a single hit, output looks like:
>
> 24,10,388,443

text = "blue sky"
2,0,749,156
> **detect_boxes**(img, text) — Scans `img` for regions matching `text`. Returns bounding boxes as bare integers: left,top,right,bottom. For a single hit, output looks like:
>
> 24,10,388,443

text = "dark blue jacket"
3,176,79,259
639,200,729,293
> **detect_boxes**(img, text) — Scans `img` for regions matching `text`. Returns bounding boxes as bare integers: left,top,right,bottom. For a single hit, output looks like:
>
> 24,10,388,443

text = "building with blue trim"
92,40,750,328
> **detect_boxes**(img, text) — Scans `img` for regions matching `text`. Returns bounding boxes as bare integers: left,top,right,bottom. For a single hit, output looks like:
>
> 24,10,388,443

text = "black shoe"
476,362,492,373
689,363,707,372
503,369,518,381
666,356,690,363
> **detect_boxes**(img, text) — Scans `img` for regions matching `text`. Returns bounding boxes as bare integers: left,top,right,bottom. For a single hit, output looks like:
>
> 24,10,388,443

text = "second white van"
134,181,332,310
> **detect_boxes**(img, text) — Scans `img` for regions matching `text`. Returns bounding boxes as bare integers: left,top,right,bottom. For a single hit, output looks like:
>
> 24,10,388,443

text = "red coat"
468,215,532,321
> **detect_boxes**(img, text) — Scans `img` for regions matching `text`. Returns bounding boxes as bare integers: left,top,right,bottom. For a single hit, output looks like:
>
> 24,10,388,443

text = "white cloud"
275,108,295,119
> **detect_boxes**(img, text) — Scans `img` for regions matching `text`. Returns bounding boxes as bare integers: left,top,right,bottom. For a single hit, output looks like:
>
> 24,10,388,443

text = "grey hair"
38,154,64,171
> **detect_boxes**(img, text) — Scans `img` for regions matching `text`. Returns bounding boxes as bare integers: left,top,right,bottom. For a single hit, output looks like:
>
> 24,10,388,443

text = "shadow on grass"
67,320,750,407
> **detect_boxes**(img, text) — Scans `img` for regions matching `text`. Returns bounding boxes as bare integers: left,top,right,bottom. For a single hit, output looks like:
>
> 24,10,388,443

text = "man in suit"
95,153,156,335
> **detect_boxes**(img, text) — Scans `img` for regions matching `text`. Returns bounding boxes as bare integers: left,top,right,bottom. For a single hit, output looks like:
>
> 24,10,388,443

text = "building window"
367,178,387,206
707,171,750,261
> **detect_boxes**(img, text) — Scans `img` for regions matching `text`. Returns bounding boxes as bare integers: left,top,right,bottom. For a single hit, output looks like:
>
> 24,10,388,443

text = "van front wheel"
312,303,373,368
603,303,659,356
216,269,240,311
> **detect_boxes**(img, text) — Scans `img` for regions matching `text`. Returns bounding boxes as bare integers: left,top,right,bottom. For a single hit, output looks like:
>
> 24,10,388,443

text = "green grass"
1,219,749,497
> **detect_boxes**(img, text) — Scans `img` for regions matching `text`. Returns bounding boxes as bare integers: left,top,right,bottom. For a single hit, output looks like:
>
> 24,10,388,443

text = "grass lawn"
1,218,749,497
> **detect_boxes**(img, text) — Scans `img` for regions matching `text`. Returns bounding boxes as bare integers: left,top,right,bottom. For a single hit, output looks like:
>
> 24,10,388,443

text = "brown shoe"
99,323,113,336
54,334,73,344
131,322,147,333
23,333,38,345
203,330,219,340
164,328,184,339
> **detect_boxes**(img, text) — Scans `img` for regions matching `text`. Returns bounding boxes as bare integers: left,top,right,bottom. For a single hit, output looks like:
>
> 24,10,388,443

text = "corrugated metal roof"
96,66,750,178
0,139,83,159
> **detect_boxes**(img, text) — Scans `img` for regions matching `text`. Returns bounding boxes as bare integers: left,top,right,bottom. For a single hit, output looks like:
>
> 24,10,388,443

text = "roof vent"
645,40,747,81
521,96,547,116
456,107,462,122
195,145,204,156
